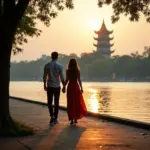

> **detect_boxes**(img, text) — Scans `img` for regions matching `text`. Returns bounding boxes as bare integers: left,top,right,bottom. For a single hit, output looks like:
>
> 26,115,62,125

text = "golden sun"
89,21,100,30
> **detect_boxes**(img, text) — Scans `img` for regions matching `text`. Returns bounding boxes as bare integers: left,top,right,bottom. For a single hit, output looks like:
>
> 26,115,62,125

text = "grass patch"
0,119,34,137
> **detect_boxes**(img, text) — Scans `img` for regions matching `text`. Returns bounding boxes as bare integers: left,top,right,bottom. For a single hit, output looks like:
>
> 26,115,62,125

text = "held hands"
62,86,66,93
81,89,83,94
44,84,47,91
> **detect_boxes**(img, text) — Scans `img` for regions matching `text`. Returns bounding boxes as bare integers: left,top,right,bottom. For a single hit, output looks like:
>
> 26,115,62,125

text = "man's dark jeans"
47,87,61,119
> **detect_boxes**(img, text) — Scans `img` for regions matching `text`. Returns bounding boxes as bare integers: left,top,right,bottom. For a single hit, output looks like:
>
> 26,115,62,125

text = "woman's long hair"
67,59,80,80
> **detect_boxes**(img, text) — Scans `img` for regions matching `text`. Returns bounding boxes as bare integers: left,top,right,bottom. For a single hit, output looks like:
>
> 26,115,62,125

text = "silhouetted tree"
143,46,150,58
0,0,73,131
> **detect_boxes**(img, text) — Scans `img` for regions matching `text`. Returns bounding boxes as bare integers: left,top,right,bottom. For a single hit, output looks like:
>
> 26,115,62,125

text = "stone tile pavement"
0,99,150,150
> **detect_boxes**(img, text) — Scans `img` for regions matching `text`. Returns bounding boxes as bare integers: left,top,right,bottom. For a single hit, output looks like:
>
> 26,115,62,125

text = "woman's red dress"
66,70,88,120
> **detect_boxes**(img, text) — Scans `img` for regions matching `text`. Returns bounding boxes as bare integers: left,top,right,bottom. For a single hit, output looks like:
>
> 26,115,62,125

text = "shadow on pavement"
50,125,86,150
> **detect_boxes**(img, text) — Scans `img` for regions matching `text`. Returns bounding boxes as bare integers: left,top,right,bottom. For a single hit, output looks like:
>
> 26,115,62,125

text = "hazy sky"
11,0,150,61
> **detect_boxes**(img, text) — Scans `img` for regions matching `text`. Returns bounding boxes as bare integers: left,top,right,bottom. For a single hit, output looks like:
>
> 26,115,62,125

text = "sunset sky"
11,0,150,62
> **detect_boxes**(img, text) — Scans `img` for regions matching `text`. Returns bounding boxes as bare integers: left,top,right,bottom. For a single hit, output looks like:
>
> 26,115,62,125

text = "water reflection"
10,82,150,123
98,88,111,113
89,90,99,113
88,87,111,113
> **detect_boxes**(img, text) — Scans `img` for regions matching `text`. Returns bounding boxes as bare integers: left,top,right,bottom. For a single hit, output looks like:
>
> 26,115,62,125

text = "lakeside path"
1,99,150,150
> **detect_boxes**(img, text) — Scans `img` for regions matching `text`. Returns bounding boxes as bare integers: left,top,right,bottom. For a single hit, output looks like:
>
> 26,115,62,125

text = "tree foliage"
2,0,149,54
98,0,150,23
0,0,74,54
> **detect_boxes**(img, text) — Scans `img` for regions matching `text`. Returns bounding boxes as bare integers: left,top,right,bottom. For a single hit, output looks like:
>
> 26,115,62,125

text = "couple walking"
43,52,88,125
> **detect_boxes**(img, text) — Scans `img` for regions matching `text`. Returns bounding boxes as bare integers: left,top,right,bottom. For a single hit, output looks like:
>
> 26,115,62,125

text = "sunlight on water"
10,81,150,123
89,92,99,113
87,88,100,113
88,88,97,94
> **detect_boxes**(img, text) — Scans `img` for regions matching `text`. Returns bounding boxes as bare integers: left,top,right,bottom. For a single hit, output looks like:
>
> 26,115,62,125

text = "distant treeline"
10,47,150,82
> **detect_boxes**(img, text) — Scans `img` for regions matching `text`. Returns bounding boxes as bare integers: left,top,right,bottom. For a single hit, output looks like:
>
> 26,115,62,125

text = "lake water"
10,81,150,124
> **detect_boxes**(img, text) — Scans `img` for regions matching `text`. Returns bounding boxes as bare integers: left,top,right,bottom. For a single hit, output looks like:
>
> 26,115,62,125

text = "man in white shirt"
43,52,65,124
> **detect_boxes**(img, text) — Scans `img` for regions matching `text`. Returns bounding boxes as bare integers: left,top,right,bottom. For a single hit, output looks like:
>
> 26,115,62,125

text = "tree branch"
14,0,30,24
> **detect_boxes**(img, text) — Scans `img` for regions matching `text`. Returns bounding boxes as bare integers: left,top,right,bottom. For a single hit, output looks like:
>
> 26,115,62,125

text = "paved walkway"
1,99,150,150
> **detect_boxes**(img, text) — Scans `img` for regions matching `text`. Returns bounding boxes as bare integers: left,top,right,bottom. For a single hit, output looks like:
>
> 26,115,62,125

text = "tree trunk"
0,0,30,130
0,26,13,128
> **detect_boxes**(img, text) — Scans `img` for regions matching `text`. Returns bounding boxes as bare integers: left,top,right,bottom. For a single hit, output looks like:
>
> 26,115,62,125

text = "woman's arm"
78,71,83,93
64,70,69,86
62,70,69,93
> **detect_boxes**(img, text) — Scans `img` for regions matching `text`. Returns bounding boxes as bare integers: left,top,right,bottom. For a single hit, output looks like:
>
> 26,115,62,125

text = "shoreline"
10,96,150,130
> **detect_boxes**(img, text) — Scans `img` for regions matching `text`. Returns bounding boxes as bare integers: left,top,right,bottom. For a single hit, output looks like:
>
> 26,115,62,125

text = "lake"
10,81,150,124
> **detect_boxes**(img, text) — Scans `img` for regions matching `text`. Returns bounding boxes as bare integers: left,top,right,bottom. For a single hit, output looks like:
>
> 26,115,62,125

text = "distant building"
93,20,115,57
40,55,47,60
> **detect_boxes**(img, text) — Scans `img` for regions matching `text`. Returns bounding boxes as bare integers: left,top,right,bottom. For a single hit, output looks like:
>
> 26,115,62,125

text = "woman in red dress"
64,59,88,125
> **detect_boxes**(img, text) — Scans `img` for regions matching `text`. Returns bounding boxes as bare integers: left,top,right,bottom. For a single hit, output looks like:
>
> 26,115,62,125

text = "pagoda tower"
93,20,114,57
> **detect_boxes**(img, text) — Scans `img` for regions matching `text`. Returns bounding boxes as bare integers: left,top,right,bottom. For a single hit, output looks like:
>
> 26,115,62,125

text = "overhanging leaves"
98,0,150,23
11,0,74,54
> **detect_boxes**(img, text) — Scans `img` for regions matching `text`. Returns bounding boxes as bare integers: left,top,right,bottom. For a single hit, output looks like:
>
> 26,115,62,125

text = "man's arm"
43,65,48,91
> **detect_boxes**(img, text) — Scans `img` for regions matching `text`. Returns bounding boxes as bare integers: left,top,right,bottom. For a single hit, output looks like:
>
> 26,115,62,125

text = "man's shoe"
54,119,59,124
49,118,54,124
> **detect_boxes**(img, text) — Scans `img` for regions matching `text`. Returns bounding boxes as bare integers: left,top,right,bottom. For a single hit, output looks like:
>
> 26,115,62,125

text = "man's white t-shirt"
43,60,65,88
